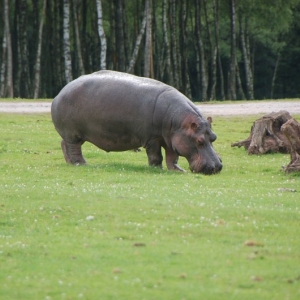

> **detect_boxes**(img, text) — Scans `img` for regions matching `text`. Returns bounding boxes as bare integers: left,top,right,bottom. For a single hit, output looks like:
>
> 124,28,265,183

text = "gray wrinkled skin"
51,70,222,174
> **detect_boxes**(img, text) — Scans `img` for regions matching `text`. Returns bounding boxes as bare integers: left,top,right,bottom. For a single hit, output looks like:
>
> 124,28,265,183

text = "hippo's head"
171,115,222,175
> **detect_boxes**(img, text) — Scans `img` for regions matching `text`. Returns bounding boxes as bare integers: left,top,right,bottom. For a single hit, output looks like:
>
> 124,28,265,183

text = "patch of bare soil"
200,101,300,116
0,101,299,116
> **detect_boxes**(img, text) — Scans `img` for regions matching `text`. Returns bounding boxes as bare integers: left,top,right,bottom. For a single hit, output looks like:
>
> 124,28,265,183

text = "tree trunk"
54,0,64,91
195,0,208,101
170,0,180,89
144,0,153,78
213,0,225,100
34,0,47,99
96,0,107,70
179,0,191,97
63,0,73,83
108,1,116,70
4,0,14,98
161,0,172,85
122,0,129,69
73,0,85,75
127,3,147,74
236,61,246,100
271,52,280,99
19,0,32,97
114,0,125,71
204,0,217,101
231,111,292,154
0,28,7,97
228,0,236,100
281,118,300,173
239,14,254,100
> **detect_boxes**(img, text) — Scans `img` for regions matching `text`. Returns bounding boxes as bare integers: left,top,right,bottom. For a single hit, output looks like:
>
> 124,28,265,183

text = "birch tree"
63,0,73,83
96,0,107,70
34,0,47,98
127,3,147,74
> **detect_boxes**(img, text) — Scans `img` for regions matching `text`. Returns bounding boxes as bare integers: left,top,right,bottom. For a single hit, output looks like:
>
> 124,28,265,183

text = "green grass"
0,112,299,300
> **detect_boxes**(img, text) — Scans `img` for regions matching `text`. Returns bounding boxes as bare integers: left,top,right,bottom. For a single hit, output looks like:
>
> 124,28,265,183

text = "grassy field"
0,111,299,300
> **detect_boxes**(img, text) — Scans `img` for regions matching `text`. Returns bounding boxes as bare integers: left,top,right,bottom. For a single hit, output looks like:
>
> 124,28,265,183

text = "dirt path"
0,100,299,116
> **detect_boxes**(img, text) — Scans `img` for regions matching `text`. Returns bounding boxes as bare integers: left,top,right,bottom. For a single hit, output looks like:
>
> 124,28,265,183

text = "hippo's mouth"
188,154,222,175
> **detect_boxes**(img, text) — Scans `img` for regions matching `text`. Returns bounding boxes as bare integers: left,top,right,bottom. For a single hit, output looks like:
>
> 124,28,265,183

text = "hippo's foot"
172,164,186,172
146,140,163,168
61,140,86,165
148,155,163,168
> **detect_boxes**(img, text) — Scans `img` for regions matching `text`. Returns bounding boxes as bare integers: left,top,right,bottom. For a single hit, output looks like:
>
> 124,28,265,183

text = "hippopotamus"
51,71,222,175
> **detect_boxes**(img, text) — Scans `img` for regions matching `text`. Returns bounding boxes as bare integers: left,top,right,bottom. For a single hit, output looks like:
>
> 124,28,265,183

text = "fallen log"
231,110,292,154
281,118,300,173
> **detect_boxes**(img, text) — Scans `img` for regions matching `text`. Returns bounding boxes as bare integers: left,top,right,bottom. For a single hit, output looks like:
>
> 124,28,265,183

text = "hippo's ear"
207,117,212,128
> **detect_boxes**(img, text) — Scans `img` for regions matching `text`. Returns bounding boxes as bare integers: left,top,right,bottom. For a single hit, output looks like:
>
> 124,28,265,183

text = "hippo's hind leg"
145,140,163,168
61,140,86,165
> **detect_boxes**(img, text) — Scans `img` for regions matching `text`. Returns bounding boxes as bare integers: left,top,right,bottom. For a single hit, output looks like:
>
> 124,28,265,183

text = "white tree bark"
4,0,13,97
63,0,73,83
96,0,107,70
127,4,147,74
34,0,47,99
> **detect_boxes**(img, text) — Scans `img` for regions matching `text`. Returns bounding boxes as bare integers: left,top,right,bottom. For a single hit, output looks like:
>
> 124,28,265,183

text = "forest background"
1,0,300,101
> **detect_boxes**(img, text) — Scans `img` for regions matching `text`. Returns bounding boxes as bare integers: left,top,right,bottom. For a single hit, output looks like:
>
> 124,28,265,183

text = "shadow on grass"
68,161,190,176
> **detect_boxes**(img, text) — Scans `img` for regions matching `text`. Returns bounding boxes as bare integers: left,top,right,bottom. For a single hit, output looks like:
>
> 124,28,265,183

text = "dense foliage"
1,0,300,100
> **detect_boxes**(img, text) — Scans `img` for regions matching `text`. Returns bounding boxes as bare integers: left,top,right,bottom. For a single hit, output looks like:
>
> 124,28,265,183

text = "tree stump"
231,110,292,154
281,118,300,173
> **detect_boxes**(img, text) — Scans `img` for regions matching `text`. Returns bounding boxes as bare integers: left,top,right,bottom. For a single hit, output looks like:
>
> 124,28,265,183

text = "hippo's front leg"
61,140,86,165
164,147,186,172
